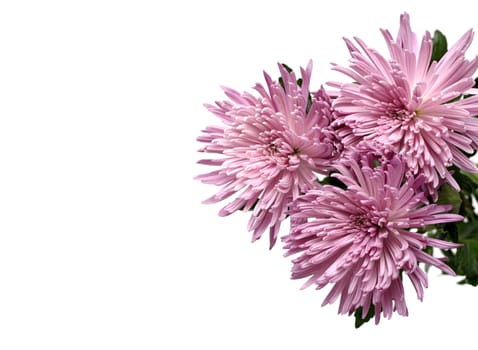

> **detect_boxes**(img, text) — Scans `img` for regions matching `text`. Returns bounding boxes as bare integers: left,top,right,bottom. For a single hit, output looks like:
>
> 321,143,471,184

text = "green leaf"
319,174,347,189
458,169,478,187
456,220,478,240
451,169,478,222
430,30,447,63
278,77,285,90
454,239,478,286
354,305,375,328
281,63,293,73
429,222,459,244
436,183,462,214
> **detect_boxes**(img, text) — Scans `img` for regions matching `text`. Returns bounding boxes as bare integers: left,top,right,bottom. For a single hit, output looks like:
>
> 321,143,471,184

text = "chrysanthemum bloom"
283,155,463,323
196,62,337,248
330,12,478,193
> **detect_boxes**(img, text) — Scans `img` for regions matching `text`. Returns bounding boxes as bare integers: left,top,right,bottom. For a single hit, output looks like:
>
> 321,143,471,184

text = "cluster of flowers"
195,13,478,324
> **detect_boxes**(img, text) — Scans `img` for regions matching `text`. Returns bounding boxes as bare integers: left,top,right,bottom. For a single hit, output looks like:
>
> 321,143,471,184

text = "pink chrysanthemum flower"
283,155,462,323
330,12,478,192
196,62,337,248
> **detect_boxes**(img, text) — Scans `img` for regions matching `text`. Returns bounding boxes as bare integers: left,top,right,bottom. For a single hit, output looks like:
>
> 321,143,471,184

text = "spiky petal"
283,154,462,323
330,12,478,193
196,62,337,248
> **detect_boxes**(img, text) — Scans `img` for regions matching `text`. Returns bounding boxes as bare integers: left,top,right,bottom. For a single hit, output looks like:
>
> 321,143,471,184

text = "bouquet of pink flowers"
195,13,478,327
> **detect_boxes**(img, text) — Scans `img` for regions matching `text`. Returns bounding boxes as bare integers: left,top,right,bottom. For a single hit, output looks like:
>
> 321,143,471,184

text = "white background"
0,1,476,349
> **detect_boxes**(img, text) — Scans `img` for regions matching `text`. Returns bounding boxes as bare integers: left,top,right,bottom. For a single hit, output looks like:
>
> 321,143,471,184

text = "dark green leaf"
430,30,447,63
281,63,293,73
278,77,285,90
445,222,460,243
319,174,347,189
453,239,478,286
456,220,478,240
458,169,478,187
354,305,375,328
430,222,459,243
436,183,462,214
